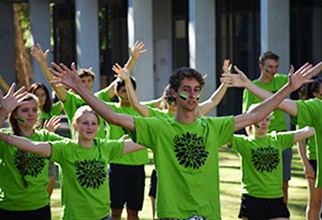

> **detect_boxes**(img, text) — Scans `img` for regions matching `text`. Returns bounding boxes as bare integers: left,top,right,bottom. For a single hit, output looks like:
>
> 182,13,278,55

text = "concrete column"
75,0,100,92
0,2,16,90
153,0,172,97
261,0,290,74
128,0,154,101
189,0,216,116
29,0,51,88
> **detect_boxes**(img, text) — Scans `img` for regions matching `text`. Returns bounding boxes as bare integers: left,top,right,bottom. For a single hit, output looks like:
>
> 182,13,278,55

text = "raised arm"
50,62,135,131
0,83,27,127
222,65,303,117
124,41,147,73
0,132,51,157
31,43,67,101
293,126,315,143
123,140,146,154
199,59,230,115
113,63,150,117
233,63,315,132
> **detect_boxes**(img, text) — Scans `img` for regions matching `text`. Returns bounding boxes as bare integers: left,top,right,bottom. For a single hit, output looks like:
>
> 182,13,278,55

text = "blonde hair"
245,103,273,136
72,105,100,126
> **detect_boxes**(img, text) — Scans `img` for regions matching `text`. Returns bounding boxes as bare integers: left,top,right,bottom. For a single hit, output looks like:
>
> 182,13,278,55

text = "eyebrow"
181,85,201,89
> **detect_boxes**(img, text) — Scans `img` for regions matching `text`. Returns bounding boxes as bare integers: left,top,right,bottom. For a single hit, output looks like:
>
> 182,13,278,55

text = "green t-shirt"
50,138,124,220
63,91,107,139
149,106,175,118
40,102,62,122
296,124,316,160
94,87,112,103
230,132,294,198
131,116,234,219
0,129,64,211
242,74,288,132
107,102,149,165
292,98,322,187
141,100,156,108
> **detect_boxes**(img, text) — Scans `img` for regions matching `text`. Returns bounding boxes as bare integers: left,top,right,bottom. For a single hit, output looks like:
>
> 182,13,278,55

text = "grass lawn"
50,148,308,220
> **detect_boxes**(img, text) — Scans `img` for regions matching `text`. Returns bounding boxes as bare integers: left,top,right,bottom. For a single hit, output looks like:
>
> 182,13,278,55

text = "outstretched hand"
129,41,147,60
288,63,315,91
222,59,232,74
0,83,27,113
30,43,49,64
43,115,61,132
112,63,130,81
49,62,81,90
220,65,250,88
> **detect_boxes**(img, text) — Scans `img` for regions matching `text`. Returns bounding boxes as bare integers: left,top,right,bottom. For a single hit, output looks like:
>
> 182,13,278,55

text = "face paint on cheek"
265,68,270,73
196,94,200,100
254,123,260,128
179,93,188,100
18,116,26,123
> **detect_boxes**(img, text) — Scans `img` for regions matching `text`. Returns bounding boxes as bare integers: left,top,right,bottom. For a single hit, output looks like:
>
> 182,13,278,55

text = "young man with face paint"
49,60,314,219
112,60,231,220
242,51,292,203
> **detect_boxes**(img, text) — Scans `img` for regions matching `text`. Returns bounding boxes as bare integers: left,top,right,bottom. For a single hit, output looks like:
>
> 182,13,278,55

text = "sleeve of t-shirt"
206,116,234,146
130,116,158,149
50,139,71,163
96,138,124,161
274,132,295,151
296,99,318,127
94,87,112,103
230,134,248,154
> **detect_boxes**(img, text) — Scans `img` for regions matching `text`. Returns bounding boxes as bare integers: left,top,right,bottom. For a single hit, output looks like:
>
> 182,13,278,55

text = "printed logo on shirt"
251,146,280,172
14,150,46,177
75,159,107,189
173,132,208,169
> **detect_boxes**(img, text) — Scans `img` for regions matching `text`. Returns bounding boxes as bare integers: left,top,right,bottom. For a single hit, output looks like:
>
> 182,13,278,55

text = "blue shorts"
282,148,292,181
108,164,145,210
238,194,290,219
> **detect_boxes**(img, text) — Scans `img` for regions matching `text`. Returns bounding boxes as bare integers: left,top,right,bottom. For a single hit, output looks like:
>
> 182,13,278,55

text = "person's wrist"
1,132,11,144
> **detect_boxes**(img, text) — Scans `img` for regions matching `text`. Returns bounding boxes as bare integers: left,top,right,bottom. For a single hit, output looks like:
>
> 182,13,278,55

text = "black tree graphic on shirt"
251,146,280,172
14,150,46,177
75,159,107,189
173,132,209,169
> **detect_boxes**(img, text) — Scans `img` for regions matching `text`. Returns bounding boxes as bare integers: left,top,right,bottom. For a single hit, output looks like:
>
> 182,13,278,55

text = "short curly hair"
169,67,205,92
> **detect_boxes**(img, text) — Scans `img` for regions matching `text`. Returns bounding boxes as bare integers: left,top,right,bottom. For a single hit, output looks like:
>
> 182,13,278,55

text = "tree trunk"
13,3,32,88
